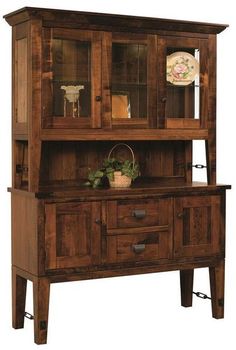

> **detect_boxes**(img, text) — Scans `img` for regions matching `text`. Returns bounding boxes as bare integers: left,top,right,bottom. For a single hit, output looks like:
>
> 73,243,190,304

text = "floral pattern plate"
166,51,199,86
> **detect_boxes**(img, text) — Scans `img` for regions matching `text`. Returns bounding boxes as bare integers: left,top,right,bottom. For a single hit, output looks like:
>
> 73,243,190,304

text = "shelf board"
26,178,231,199
40,128,208,141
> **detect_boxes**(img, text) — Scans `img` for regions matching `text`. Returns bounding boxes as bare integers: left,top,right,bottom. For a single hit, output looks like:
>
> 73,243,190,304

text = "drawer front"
107,198,171,229
107,227,171,263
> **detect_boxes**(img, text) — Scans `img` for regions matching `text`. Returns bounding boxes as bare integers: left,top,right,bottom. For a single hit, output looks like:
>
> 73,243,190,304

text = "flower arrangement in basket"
85,143,140,188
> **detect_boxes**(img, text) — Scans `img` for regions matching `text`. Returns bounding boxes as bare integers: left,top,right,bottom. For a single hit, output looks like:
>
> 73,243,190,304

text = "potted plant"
85,143,140,188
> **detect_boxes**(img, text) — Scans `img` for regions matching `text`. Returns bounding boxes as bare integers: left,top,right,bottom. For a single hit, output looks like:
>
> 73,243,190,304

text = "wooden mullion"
200,39,209,128
28,19,42,192
206,34,217,184
147,35,157,128
157,37,166,128
42,27,53,127
91,31,102,128
102,31,112,128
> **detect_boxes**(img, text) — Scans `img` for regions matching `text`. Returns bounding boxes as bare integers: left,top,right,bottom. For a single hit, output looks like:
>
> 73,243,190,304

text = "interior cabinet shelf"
4,6,230,345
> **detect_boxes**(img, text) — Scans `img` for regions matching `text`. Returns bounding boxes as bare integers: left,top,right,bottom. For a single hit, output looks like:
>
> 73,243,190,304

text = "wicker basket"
108,143,135,188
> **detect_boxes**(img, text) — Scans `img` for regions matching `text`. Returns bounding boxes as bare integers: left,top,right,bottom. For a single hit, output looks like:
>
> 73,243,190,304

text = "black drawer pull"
132,209,146,219
132,244,146,253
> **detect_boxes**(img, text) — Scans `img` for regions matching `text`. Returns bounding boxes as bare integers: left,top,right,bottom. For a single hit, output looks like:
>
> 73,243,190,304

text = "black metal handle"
132,244,146,254
95,96,102,102
161,97,167,103
132,209,146,219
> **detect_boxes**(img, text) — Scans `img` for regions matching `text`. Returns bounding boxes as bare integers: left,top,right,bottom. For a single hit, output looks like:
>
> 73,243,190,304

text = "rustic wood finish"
4,7,228,34
209,260,225,319
180,269,194,307
5,7,230,345
12,267,27,329
33,277,50,344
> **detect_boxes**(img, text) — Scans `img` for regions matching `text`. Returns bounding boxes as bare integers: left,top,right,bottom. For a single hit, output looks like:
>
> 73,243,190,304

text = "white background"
0,0,235,349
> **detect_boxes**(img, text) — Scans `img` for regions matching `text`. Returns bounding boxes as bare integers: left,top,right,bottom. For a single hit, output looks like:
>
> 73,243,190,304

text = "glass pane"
112,43,147,119
52,39,91,117
166,48,200,119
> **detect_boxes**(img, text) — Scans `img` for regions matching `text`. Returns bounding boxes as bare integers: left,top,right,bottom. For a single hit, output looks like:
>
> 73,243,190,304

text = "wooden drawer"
107,226,172,263
107,198,171,229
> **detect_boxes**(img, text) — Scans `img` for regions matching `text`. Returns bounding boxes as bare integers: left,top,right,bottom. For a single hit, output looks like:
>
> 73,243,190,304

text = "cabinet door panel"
42,28,102,129
158,36,209,129
103,32,157,129
45,202,101,269
174,196,221,257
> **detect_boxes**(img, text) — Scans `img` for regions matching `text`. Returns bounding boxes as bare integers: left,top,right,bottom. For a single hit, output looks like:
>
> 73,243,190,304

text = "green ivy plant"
85,157,140,188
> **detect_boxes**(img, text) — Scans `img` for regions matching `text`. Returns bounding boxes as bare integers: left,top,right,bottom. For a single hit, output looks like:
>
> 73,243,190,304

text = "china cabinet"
4,7,230,344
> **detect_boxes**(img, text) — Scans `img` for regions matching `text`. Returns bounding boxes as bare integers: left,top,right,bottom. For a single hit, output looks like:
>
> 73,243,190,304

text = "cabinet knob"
132,209,146,219
161,97,167,103
177,212,184,219
94,218,101,224
132,244,146,254
95,96,102,102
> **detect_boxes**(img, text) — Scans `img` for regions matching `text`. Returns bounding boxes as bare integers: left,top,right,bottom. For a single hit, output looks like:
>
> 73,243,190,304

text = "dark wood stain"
5,7,230,345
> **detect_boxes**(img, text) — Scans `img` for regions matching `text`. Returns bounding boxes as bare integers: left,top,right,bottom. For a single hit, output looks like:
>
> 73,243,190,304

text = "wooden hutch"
4,7,230,344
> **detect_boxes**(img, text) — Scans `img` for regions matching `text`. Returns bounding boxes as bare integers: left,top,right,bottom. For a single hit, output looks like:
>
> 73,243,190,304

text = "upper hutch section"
4,7,228,141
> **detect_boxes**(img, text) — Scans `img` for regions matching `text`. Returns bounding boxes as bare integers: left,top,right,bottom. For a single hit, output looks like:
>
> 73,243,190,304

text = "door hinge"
16,164,28,174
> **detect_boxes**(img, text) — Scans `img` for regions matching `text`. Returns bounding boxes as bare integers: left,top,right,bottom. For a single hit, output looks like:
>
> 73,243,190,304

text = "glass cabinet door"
108,33,157,128
158,37,209,129
42,29,102,128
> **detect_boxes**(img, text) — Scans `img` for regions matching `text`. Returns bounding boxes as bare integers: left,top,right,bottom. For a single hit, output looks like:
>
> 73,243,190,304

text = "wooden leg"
12,267,27,329
209,260,225,319
180,269,194,307
33,277,50,345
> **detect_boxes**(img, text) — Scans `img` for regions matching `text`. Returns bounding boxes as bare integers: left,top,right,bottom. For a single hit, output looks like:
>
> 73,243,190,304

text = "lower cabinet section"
45,202,101,269
44,194,223,271
11,188,228,345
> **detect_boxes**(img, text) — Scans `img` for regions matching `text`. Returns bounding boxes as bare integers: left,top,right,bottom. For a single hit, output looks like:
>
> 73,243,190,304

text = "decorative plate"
166,51,199,86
